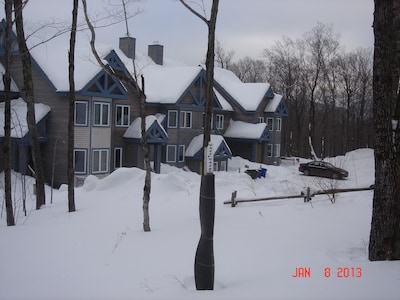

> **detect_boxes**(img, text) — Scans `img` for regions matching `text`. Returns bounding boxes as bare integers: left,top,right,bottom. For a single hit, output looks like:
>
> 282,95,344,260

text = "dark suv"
299,161,348,179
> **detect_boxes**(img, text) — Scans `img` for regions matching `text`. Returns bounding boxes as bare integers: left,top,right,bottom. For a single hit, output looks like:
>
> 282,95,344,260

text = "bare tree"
179,0,219,291
369,0,400,261
3,0,15,226
230,56,267,83
215,39,234,69
67,0,78,213
299,23,340,158
14,0,46,209
81,0,151,231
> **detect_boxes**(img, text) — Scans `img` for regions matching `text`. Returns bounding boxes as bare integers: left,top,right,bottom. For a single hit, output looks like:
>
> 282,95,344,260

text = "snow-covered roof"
27,33,106,91
265,93,283,113
123,115,167,139
141,64,202,104
213,67,271,111
213,88,233,111
0,98,51,138
224,119,267,140
185,134,230,157
0,62,19,92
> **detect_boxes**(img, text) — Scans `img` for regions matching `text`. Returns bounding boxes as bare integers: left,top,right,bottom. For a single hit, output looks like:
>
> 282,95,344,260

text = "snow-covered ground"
1,148,399,300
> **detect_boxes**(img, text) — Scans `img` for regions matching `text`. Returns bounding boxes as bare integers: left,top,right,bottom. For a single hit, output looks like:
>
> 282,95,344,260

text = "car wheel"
304,170,310,176
332,173,339,179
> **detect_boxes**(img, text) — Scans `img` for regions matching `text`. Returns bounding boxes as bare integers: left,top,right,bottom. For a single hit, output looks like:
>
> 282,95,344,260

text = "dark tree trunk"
369,0,400,261
179,0,219,291
14,0,46,209
4,0,15,226
67,0,78,212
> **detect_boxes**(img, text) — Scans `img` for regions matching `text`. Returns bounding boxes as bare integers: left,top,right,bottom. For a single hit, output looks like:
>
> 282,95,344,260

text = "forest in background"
217,23,373,159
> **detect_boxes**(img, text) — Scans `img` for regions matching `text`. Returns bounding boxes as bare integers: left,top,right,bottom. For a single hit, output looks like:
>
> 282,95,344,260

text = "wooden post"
304,187,311,202
231,191,237,207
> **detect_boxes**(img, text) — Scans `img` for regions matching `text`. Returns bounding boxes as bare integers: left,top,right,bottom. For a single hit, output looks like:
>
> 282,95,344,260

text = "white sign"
205,142,214,174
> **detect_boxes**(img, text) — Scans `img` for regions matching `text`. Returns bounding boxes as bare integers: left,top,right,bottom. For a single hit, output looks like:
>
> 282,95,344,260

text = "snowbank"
1,148,398,300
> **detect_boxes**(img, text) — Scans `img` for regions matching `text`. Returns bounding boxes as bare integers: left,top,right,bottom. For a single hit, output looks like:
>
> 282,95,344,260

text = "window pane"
180,111,185,128
74,150,86,173
267,144,273,157
100,150,107,171
186,112,192,128
178,145,185,162
123,106,130,125
102,104,109,125
75,102,87,125
267,118,274,130
93,150,100,172
116,106,122,125
94,103,101,125
115,148,122,168
168,111,177,128
167,145,176,162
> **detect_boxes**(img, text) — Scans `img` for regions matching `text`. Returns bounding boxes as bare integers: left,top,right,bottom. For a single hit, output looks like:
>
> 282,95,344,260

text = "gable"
177,70,223,110
275,101,288,116
80,70,127,99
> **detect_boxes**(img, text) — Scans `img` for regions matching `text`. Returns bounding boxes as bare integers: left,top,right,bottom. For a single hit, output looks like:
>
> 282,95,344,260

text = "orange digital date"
324,267,363,278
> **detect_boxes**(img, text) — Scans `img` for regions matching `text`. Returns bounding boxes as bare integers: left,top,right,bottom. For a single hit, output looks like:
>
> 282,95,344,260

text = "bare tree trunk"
14,0,46,209
67,0,78,212
3,0,15,226
140,75,151,232
82,0,151,231
369,0,400,261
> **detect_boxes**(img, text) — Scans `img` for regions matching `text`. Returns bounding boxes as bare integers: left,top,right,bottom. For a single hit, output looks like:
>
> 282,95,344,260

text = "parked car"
298,161,348,179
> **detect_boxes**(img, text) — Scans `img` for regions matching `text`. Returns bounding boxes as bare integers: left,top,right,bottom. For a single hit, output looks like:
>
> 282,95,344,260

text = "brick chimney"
119,36,136,60
148,42,163,65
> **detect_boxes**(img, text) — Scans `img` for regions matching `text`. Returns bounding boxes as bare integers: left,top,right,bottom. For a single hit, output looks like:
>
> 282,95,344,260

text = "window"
178,145,185,162
213,162,219,172
167,145,185,163
168,110,178,128
180,111,192,128
166,145,177,163
92,149,109,173
274,144,281,158
216,115,224,130
94,102,110,126
258,116,265,124
74,149,87,174
220,160,227,171
267,144,273,157
275,118,282,131
114,147,123,169
116,105,130,127
267,118,274,130
75,101,87,126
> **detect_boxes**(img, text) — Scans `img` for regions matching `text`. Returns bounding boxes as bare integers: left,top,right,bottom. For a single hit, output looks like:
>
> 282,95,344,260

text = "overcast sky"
5,0,374,66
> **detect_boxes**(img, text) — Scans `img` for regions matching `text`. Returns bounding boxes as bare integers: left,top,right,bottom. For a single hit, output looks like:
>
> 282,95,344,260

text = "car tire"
332,173,339,180
304,170,310,176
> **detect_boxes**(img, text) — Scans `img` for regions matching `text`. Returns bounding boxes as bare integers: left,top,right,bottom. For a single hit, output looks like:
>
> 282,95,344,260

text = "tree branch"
178,0,208,24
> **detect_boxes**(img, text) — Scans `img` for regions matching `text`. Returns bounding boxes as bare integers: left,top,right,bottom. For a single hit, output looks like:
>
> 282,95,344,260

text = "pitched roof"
224,119,268,140
123,115,167,139
213,67,272,111
140,64,202,104
0,98,50,138
185,134,231,158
